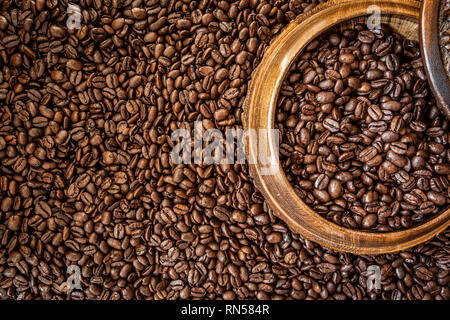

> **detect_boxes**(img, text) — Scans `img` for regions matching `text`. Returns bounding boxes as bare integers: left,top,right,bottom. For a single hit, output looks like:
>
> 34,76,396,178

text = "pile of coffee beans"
0,0,449,300
277,24,450,231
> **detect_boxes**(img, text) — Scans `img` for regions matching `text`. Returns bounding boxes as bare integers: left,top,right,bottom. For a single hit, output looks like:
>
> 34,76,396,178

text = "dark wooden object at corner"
420,0,450,119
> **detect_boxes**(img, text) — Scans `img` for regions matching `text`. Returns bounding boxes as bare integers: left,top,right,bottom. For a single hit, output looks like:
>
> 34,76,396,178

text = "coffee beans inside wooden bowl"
440,0,450,77
276,24,450,231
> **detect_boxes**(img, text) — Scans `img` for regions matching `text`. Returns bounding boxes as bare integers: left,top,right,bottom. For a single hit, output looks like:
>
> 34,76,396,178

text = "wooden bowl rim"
243,0,450,254
419,0,450,119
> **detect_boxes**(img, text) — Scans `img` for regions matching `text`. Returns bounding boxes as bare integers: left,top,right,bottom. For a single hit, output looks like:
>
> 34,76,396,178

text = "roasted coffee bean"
315,174,330,190
390,142,408,155
317,92,336,104
368,105,383,121
359,146,378,163
358,30,376,43
323,118,340,132
427,191,447,206
328,179,343,199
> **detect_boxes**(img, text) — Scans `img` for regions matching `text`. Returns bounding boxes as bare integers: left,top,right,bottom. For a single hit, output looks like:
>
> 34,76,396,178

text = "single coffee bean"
368,104,383,121
328,179,343,198
339,52,355,64
390,142,408,155
316,92,336,104
314,174,330,190
362,214,377,229
427,191,446,206
323,118,340,132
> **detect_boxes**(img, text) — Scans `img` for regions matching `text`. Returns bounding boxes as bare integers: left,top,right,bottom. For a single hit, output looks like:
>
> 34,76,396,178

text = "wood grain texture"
420,0,450,119
243,0,450,254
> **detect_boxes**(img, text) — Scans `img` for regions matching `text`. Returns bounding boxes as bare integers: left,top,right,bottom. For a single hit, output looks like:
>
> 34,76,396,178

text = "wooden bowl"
420,0,450,119
243,0,450,254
